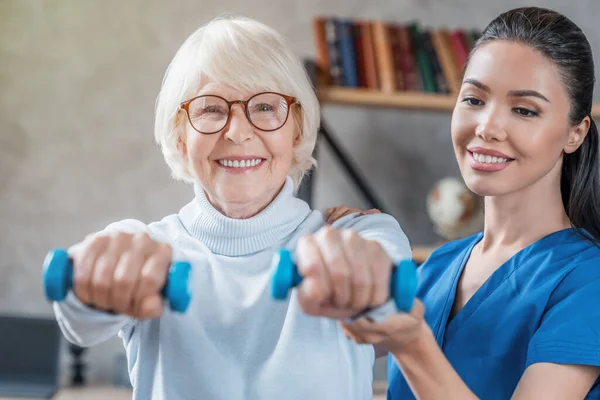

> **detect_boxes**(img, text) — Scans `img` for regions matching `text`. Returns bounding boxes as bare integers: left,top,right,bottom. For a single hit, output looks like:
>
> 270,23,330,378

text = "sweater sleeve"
331,212,412,264
52,218,150,347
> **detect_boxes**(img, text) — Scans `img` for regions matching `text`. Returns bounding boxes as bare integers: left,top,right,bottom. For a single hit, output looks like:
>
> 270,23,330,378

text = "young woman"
327,7,600,399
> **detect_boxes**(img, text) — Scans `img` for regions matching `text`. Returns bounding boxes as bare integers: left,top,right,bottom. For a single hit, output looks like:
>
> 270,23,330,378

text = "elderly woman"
53,16,411,400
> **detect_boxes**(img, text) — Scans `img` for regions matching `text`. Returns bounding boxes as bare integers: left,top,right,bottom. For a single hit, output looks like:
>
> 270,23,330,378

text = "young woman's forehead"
465,41,562,94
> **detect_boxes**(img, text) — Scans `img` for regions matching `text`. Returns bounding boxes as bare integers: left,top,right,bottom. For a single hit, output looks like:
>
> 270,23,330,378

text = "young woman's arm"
341,299,477,399
512,363,600,399
390,324,478,399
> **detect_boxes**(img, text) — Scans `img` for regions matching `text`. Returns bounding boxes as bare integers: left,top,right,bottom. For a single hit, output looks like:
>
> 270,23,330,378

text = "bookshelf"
318,86,600,117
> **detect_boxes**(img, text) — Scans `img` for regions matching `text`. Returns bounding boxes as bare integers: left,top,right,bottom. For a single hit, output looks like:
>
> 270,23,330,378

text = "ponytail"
562,117,600,246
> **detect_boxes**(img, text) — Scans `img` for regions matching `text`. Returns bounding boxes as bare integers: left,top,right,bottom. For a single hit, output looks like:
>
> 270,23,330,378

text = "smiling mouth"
217,158,265,168
469,151,513,164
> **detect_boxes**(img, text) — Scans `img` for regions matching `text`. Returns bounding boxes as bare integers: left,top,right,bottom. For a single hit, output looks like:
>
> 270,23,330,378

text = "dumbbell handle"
270,249,417,313
42,248,192,313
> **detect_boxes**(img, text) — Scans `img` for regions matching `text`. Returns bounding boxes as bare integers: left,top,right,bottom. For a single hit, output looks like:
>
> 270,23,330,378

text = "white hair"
154,15,320,188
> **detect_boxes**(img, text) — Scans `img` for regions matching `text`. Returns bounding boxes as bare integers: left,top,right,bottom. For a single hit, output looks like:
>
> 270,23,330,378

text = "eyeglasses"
179,92,299,135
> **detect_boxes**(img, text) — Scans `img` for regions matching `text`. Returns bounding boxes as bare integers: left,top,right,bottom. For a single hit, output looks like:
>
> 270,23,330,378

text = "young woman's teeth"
218,159,263,168
472,153,509,164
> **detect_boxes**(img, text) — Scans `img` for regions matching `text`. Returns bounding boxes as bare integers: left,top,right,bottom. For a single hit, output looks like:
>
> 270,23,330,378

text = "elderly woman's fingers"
109,250,146,315
315,226,353,308
296,234,333,315
131,238,172,318
367,240,393,307
340,229,373,311
137,294,164,320
71,235,109,306
90,232,132,309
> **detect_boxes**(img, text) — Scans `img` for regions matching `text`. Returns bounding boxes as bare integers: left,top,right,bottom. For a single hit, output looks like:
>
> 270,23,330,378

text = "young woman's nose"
475,108,508,142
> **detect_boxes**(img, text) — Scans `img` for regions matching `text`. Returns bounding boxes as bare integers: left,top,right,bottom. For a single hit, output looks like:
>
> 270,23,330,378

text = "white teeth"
472,152,509,164
218,158,263,168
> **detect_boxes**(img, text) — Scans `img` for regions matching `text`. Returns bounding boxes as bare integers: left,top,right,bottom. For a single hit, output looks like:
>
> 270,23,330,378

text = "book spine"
337,19,359,87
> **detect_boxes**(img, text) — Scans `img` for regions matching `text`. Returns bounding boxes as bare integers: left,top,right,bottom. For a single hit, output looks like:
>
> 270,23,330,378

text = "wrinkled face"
178,83,299,213
451,41,581,197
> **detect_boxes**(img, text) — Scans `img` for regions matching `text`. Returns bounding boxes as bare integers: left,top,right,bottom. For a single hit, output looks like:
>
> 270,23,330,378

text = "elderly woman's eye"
254,103,275,112
204,106,226,114
192,106,226,119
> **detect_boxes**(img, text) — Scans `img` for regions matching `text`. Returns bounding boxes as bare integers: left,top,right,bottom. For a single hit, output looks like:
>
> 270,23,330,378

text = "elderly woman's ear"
293,108,303,146
176,137,187,158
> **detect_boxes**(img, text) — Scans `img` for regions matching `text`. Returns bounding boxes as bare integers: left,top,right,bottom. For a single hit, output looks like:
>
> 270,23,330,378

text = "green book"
408,23,436,93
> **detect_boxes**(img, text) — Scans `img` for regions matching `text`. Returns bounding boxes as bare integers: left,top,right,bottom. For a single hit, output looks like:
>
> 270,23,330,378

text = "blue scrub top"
388,228,600,399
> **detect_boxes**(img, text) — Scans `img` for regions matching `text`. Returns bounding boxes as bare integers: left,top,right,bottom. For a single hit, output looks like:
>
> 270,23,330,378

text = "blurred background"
1,0,599,396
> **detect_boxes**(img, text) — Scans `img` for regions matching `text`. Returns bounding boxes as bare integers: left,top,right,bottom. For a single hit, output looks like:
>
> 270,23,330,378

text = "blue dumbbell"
270,248,417,312
42,248,192,313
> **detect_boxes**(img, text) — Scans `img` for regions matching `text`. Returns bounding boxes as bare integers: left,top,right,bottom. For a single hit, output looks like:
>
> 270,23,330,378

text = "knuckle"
321,226,339,241
141,270,163,290
329,265,350,284
297,295,319,316
341,229,355,241
133,232,153,248
353,271,369,290
89,234,108,249
329,253,346,268
368,240,384,253
155,242,172,258
297,235,309,250
110,231,130,242
91,276,110,293
371,288,388,306
73,274,90,292
114,273,135,291
343,230,361,246
302,260,320,276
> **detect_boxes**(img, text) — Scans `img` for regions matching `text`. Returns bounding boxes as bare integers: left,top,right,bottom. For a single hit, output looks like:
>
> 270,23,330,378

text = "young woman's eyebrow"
463,78,550,102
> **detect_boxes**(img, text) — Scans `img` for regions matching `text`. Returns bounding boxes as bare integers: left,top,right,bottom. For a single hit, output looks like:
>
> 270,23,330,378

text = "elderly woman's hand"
323,206,381,224
339,299,427,354
68,231,173,319
295,225,393,319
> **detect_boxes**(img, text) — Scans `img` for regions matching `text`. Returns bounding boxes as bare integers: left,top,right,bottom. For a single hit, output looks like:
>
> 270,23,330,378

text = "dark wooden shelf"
318,86,600,118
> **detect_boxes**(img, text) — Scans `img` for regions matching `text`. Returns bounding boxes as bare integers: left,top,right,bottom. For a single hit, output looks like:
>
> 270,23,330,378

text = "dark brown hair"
468,7,600,244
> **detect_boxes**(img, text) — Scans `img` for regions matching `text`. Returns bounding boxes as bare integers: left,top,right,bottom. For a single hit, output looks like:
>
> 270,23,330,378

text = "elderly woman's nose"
224,107,254,143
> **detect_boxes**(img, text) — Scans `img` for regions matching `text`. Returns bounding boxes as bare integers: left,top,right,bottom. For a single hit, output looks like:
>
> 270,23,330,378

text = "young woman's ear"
565,116,591,154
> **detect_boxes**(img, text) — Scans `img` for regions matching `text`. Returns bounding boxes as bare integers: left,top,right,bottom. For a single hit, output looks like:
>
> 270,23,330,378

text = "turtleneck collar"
178,176,312,256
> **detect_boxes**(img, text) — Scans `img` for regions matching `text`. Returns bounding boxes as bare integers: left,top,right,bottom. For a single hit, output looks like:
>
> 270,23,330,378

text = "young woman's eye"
462,97,484,107
514,107,539,117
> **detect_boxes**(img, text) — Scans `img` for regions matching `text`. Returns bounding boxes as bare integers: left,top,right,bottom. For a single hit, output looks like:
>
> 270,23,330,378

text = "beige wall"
1,0,599,383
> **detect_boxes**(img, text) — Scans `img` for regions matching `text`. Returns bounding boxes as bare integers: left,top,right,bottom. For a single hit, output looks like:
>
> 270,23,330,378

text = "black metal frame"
296,60,386,213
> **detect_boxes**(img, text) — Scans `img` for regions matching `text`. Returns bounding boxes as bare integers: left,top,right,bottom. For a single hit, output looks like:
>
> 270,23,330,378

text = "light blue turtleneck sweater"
53,177,411,400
